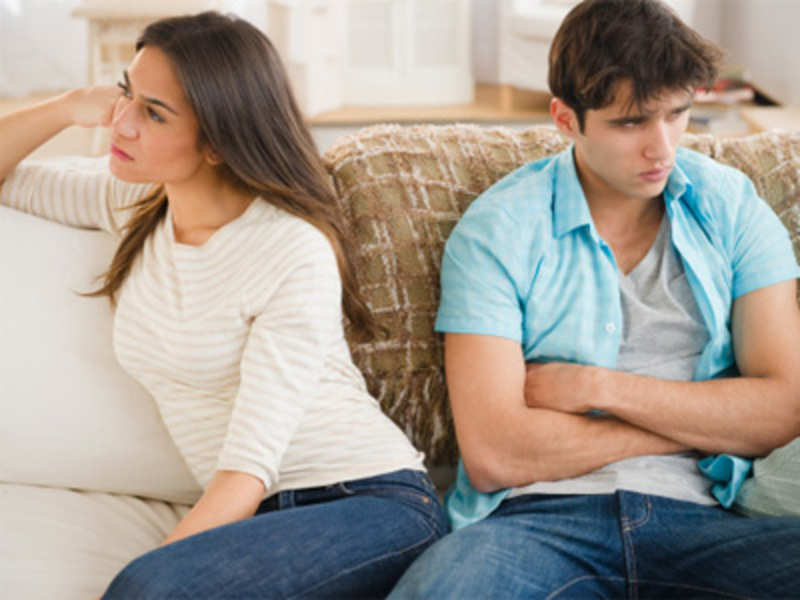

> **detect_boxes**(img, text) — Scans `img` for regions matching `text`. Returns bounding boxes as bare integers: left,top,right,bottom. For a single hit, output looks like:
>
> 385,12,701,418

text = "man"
389,0,800,597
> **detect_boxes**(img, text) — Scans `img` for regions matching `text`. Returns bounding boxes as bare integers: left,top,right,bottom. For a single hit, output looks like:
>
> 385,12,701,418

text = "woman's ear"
204,146,223,166
550,97,581,139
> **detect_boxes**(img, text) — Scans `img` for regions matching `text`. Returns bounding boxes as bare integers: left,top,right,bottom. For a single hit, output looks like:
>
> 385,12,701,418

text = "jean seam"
339,485,432,501
619,496,652,600
284,522,438,600
545,575,627,600
338,474,436,498
622,526,637,600
629,579,754,599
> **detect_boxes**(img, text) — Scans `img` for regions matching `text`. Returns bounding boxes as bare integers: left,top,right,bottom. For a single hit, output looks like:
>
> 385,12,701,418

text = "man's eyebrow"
607,114,648,126
671,101,693,113
122,70,179,116
606,101,693,126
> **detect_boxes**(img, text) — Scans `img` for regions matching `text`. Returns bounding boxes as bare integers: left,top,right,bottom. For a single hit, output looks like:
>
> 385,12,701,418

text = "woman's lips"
110,144,133,161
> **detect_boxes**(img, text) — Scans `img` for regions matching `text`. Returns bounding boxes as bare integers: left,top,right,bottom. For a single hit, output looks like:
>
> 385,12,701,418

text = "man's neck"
588,194,665,242
589,195,665,275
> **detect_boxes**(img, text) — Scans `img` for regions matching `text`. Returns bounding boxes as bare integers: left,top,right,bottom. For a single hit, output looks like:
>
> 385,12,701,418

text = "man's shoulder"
676,146,752,196
461,153,558,228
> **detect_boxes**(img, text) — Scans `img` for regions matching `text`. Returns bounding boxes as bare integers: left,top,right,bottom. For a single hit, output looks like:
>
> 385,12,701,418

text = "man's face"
567,82,693,204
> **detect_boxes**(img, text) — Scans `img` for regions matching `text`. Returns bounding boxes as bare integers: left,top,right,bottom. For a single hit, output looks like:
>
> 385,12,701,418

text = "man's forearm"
463,405,686,492
595,369,799,457
447,333,689,493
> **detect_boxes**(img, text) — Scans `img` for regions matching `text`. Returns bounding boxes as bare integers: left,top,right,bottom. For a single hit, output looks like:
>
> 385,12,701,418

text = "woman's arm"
0,86,119,186
160,470,266,547
0,86,153,233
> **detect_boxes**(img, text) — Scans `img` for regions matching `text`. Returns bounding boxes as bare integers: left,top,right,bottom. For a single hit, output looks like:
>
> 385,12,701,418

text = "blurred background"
1,0,798,156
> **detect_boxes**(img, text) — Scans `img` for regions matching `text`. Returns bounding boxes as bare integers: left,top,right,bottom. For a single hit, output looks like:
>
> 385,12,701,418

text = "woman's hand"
159,470,265,547
0,85,122,185
60,85,121,129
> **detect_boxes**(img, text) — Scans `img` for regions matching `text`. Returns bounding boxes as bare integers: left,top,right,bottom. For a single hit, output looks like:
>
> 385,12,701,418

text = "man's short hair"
548,0,723,129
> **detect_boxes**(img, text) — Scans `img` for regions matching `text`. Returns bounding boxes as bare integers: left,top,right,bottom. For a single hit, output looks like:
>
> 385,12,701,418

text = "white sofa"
0,204,203,597
3,125,799,598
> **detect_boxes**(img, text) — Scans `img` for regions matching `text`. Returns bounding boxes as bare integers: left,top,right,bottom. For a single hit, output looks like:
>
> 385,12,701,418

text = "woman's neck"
166,174,254,246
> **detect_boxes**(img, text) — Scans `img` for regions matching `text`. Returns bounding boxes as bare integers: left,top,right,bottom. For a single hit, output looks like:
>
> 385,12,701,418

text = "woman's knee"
102,548,188,600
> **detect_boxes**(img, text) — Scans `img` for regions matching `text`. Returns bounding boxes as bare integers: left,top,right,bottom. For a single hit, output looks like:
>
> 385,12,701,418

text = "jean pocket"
338,471,447,534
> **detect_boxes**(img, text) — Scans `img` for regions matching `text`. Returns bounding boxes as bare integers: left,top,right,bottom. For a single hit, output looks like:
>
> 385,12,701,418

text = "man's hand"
524,362,604,414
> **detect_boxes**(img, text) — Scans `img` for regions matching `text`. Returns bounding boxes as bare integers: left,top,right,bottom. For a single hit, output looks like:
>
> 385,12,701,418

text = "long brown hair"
90,11,376,340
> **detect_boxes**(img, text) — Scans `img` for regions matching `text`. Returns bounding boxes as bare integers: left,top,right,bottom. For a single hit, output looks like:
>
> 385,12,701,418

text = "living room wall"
721,0,800,105
471,0,799,106
2,0,798,106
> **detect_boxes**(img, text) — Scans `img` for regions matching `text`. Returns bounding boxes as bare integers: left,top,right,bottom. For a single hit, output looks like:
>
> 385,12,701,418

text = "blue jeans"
103,469,447,599
389,490,800,599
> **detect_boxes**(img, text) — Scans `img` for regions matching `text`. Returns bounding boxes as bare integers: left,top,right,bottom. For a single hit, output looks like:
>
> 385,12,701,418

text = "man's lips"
639,166,671,182
110,144,133,160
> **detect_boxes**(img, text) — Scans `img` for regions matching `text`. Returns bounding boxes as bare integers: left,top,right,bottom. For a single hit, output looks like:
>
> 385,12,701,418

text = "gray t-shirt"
510,216,716,505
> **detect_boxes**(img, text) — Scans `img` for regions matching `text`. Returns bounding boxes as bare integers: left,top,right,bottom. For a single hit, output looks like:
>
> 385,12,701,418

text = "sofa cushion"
0,483,189,599
323,125,800,466
735,437,800,517
0,205,202,504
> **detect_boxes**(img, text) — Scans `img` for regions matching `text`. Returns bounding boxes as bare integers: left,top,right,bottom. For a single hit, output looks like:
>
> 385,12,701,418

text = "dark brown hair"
549,0,723,129
90,11,377,340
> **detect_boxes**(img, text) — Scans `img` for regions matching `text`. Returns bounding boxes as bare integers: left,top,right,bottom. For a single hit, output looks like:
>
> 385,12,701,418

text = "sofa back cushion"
0,205,202,504
323,125,800,466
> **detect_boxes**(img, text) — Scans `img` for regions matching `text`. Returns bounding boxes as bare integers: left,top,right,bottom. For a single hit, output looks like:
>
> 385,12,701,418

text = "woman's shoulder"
244,200,338,268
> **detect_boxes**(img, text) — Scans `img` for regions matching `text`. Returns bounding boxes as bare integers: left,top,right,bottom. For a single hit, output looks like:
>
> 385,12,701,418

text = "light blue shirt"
436,146,800,529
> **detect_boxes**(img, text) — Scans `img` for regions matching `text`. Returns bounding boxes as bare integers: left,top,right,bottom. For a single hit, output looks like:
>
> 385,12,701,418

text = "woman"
0,11,446,599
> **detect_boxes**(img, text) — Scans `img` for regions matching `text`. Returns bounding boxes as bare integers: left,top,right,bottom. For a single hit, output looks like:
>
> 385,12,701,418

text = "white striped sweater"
1,156,424,495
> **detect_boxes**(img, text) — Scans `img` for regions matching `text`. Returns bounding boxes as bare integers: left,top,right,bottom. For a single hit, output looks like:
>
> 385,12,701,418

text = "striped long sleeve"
0,156,154,234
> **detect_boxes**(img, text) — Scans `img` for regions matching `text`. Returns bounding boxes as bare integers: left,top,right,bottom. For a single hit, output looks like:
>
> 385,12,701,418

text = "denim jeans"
389,490,800,599
103,469,447,599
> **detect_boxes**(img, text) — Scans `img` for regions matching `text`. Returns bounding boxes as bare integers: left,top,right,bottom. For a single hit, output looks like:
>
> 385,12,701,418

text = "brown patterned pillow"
322,125,800,466
681,131,800,282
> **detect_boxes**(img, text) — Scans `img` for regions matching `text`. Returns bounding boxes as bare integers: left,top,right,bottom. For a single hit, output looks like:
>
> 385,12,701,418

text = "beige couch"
2,125,798,598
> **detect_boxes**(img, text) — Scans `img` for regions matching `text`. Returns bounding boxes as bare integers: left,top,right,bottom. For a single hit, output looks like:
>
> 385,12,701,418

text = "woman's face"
109,46,212,185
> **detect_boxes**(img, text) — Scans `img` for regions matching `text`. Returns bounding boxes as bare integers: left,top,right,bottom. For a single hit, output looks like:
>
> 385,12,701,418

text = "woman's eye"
116,82,131,98
147,108,164,123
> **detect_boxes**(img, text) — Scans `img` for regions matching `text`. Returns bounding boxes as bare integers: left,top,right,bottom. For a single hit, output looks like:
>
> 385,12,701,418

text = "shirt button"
605,322,616,334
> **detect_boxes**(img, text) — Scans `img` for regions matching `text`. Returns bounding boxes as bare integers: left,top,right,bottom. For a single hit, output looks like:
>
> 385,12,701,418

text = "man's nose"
643,121,672,162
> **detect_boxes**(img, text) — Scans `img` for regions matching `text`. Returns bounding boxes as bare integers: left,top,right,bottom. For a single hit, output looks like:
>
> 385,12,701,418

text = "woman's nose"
111,99,138,139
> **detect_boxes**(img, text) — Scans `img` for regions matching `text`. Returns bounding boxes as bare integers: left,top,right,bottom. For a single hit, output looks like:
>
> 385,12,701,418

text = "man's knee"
388,525,497,598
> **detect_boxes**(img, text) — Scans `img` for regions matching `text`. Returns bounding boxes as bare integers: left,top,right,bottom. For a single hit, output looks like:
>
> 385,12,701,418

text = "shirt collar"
552,145,696,237
552,146,594,239
664,151,694,214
